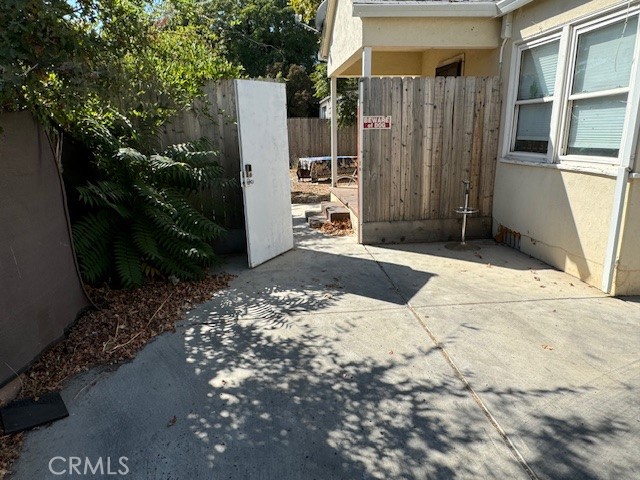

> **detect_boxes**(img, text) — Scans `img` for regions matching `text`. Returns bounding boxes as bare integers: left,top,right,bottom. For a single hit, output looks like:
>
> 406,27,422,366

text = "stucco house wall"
327,0,363,76
493,0,640,295
326,0,501,77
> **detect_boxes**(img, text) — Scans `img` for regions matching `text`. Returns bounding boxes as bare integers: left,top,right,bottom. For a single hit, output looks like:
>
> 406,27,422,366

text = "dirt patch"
0,273,232,480
290,169,330,204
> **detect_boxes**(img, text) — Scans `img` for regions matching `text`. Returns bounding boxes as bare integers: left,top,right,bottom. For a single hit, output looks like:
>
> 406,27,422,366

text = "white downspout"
498,13,513,74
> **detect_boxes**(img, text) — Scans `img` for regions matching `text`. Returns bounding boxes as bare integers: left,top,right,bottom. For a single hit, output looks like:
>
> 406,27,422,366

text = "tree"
311,63,358,126
1,0,240,288
202,0,319,79
285,64,318,117
290,0,322,24
0,0,239,140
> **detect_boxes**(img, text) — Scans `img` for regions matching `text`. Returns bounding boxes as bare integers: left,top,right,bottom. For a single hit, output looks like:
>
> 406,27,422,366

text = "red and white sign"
363,115,392,130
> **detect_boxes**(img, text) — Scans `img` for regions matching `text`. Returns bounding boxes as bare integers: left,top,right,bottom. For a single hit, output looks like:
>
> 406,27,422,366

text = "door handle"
244,164,254,185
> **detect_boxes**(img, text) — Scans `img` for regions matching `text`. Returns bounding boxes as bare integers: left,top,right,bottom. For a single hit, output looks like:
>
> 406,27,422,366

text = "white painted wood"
331,76,338,186
235,80,293,268
362,47,372,78
358,78,365,243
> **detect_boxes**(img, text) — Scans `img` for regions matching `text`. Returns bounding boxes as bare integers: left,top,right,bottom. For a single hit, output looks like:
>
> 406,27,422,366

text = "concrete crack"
363,245,540,480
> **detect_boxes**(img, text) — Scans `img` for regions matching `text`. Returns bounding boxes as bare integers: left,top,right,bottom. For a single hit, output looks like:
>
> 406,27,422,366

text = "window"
506,8,640,166
436,55,464,77
513,41,559,154
436,60,462,77
563,16,637,159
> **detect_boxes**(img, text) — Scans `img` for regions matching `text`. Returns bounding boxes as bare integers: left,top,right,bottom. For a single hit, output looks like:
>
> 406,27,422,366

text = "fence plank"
421,78,435,219
390,77,404,221
400,78,413,220
440,77,456,220
430,77,446,219
379,79,393,222
360,76,500,229
470,77,486,211
409,79,425,221
287,118,357,167
481,78,502,215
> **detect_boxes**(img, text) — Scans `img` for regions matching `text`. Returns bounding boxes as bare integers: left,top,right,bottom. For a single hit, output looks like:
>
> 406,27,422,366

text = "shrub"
72,122,228,288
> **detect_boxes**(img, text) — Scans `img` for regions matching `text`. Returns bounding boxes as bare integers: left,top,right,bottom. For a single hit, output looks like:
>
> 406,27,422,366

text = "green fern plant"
72,123,228,288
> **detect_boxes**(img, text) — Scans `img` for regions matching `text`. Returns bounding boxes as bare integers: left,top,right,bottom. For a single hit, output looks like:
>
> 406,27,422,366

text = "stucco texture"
493,163,614,288
327,0,501,77
494,0,639,294
615,181,640,296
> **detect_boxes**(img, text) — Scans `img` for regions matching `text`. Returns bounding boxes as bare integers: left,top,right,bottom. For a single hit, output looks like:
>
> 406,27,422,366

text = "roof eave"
319,0,338,61
353,2,499,18
496,0,535,15
351,0,536,18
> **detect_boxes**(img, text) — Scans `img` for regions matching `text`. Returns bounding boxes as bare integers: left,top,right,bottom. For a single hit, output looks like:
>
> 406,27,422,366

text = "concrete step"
326,206,351,223
305,209,322,219
307,215,327,229
320,201,351,222
320,201,341,216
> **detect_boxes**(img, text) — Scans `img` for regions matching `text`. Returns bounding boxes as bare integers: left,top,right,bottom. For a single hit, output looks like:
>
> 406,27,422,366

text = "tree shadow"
176,311,634,479
180,317,508,479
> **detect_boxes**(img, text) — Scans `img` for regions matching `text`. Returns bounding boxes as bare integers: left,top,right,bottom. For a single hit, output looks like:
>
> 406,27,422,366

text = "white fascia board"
496,0,535,15
320,0,338,60
353,2,499,18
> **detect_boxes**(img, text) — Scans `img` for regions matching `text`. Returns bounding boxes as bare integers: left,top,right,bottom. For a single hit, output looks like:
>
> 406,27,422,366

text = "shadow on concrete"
180,319,489,479
621,295,640,306
370,240,553,272
174,316,631,479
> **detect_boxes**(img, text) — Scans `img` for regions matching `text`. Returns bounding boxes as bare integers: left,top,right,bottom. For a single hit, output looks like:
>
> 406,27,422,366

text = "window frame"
436,54,465,77
505,33,563,163
503,5,640,168
558,9,640,165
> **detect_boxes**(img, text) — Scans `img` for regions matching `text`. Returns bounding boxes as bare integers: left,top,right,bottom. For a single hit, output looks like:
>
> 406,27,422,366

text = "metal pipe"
461,181,470,244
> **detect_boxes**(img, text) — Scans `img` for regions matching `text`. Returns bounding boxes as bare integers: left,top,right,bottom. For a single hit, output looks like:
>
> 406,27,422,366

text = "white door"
235,80,294,268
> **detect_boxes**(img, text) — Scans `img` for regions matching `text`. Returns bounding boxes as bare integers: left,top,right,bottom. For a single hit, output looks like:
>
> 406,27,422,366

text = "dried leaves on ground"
290,169,331,204
320,220,353,237
0,273,232,480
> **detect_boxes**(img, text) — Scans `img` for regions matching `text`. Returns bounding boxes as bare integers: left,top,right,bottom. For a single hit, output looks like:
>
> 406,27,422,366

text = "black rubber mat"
0,392,69,434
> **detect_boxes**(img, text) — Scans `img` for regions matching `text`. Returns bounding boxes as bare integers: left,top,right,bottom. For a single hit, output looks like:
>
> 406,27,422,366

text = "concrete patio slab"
9,204,639,480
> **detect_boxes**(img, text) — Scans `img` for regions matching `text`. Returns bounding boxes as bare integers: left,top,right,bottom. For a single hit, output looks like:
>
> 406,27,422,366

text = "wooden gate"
360,76,501,244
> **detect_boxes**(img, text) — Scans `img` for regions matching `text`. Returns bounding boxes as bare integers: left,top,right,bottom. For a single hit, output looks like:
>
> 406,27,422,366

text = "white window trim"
502,4,640,170
503,33,563,163
558,9,640,165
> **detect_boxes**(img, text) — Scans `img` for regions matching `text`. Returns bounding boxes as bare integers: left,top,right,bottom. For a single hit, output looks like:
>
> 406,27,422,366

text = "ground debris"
0,273,232,480
290,169,330,203
319,220,353,237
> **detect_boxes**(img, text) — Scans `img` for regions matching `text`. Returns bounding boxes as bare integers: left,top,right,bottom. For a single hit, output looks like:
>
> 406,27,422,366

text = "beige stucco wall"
327,1,501,77
516,0,626,39
421,49,499,76
493,0,639,294
327,0,363,77
340,51,423,76
327,0,362,76
494,163,614,287
615,181,640,295
362,17,501,49
337,49,499,77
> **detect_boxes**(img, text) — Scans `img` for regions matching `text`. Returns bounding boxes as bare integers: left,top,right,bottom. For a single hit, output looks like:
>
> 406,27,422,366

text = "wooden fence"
159,80,245,232
288,118,357,167
360,76,501,243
